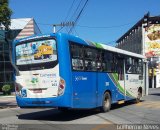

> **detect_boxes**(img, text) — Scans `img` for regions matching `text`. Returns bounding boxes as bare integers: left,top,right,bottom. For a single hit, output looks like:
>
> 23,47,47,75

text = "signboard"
145,24,160,58
16,39,57,65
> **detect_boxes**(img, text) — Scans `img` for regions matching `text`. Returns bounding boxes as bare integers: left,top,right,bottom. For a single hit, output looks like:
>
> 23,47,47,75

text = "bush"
2,84,11,95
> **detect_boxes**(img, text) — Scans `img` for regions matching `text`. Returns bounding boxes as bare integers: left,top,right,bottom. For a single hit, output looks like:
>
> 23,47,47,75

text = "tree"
0,0,12,30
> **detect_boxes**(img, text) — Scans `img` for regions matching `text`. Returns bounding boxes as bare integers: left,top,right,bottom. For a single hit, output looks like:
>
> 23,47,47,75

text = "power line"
64,0,84,33
68,0,89,34
68,0,84,22
77,21,136,29
64,0,76,22
56,0,77,32
12,14,138,31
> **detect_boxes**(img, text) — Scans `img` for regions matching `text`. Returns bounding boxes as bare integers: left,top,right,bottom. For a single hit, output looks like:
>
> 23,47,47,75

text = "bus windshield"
16,39,58,71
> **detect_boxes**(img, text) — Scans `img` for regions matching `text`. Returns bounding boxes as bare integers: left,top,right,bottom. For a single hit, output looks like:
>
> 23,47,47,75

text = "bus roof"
14,33,145,59
86,41,145,59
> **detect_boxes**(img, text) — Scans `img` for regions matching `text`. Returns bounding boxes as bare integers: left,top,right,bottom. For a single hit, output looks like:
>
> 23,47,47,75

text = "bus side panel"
56,35,73,107
97,73,125,106
125,74,144,100
72,72,97,108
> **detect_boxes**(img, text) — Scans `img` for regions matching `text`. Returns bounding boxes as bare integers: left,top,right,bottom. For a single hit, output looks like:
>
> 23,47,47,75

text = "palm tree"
0,0,12,30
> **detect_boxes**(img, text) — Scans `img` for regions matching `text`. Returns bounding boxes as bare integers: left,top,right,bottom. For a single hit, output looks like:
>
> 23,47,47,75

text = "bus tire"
136,88,142,103
100,92,111,112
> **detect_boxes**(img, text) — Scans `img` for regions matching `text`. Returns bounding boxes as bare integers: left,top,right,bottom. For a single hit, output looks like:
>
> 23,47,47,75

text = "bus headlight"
58,77,65,96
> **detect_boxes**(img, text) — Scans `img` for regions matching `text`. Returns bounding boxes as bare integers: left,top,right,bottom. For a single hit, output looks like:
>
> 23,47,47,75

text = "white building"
9,18,41,39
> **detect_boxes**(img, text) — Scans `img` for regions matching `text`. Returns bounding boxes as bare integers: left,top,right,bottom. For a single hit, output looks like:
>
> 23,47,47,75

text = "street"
0,88,160,130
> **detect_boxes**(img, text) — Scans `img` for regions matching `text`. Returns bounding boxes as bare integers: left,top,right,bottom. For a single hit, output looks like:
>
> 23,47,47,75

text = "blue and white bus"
13,33,146,112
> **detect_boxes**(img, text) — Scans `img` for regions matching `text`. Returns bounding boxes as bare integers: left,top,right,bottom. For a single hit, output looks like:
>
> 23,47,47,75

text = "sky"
10,0,160,46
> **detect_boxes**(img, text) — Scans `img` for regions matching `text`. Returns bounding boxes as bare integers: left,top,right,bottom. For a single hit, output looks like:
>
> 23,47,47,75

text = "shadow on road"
18,109,100,121
111,99,145,110
17,100,141,121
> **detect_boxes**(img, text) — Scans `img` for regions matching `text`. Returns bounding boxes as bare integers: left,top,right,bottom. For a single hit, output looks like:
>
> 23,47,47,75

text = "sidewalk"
0,95,17,109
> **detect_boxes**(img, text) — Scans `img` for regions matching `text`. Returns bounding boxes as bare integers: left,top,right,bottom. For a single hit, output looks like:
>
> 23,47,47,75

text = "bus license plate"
33,89,42,93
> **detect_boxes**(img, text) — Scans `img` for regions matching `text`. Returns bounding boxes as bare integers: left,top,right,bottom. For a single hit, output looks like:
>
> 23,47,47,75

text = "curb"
0,106,18,109
0,96,16,98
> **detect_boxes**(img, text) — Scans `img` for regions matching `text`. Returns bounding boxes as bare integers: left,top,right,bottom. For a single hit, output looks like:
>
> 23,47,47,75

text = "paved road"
0,96,17,109
0,88,160,130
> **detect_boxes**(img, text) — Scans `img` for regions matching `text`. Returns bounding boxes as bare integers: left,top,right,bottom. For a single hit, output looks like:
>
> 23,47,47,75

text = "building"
0,18,41,92
9,18,41,39
116,13,160,88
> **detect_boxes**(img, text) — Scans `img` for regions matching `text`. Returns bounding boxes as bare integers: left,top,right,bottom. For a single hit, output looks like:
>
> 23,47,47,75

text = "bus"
13,33,146,112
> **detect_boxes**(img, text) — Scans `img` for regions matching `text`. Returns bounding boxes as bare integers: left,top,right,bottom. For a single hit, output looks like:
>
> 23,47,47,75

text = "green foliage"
0,0,12,30
2,84,11,94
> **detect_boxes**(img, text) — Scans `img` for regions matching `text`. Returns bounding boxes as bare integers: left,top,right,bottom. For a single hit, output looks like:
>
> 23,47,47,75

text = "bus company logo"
40,74,56,78
31,77,38,84
129,79,139,83
75,76,87,81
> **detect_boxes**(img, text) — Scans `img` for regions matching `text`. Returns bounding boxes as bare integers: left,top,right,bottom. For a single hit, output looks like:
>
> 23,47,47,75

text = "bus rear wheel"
100,92,111,112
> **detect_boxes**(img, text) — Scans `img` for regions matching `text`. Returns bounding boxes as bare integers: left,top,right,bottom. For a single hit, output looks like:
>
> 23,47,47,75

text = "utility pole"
142,12,150,94
52,22,74,33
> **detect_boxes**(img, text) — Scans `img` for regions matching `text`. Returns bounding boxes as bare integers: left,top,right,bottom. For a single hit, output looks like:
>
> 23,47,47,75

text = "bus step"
118,100,125,104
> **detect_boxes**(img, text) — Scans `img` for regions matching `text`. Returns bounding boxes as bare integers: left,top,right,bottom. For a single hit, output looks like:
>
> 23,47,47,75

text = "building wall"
116,15,160,88
16,18,41,39
0,30,14,91
116,26,143,54
0,18,41,92
145,24,160,57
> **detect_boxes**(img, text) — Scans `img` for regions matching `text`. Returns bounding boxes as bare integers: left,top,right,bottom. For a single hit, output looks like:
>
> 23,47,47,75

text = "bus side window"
96,50,103,71
72,59,83,70
117,58,124,80
84,61,96,71
137,59,143,74
71,44,83,58
84,48,97,71
101,51,113,72
125,57,132,73
125,57,143,74
71,44,84,71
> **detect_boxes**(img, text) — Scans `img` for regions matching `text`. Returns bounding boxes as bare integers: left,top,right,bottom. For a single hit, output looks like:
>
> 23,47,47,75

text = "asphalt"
0,95,17,109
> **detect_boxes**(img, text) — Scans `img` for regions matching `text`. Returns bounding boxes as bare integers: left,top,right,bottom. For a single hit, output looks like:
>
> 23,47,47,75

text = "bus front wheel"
100,92,111,112
136,88,142,103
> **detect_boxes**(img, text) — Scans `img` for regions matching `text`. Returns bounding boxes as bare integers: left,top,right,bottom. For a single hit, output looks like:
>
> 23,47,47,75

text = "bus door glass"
116,54,125,100
125,57,143,98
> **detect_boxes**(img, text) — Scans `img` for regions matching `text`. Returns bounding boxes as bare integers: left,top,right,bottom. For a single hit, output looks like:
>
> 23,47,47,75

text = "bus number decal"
105,82,110,86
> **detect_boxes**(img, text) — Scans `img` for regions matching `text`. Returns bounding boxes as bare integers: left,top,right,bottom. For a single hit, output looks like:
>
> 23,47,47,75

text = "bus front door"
116,59,125,101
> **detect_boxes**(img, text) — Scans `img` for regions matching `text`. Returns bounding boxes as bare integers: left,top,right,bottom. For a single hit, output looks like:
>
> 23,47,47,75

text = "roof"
116,14,160,43
10,18,32,30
